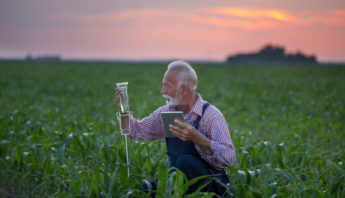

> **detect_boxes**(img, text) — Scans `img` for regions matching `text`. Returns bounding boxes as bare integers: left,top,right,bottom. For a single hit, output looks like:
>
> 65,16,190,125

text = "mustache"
162,94,172,100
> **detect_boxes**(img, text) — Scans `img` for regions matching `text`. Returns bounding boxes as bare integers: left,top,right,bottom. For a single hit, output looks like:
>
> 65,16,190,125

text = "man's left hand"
169,119,197,142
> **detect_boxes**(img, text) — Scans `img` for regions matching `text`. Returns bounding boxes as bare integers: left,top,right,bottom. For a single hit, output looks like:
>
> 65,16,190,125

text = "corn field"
0,61,344,197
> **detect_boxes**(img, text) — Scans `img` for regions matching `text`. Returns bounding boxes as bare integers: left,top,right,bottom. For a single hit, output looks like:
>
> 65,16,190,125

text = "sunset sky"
1,0,345,62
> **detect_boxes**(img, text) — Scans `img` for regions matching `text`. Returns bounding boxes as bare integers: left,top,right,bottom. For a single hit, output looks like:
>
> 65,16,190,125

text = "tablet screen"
160,111,184,138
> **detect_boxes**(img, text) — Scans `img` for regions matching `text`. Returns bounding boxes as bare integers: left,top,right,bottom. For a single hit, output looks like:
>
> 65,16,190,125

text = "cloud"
51,7,345,32
184,14,277,30
204,7,345,27
205,7,292,22
52,9,180,27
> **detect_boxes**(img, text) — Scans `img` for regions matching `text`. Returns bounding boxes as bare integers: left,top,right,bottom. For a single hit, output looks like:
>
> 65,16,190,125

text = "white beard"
163,89,183,106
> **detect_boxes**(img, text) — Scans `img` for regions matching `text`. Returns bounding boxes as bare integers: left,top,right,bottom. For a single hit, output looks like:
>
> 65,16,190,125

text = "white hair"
167,60,198,91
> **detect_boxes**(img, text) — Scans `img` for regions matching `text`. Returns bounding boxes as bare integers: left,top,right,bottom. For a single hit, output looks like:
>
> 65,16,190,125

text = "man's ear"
181,84,189,96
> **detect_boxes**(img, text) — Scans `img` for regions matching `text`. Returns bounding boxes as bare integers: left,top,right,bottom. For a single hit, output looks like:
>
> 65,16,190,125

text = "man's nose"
161,87,167,94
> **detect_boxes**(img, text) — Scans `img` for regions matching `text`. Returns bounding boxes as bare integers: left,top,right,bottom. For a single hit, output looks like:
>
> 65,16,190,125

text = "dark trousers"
143,137,229,196
175,153,229,195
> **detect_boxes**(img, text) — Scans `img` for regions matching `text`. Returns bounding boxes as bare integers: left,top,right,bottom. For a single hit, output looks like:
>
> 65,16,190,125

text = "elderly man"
115,60,236,196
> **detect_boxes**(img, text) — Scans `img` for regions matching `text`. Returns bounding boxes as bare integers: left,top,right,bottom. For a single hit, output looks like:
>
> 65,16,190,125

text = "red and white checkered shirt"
123,94,236,170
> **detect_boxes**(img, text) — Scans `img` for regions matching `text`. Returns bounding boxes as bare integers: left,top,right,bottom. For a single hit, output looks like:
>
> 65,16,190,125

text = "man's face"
161,69,183,105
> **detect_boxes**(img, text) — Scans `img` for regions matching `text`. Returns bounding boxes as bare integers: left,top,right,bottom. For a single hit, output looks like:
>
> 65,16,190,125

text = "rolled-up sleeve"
121,106,167,141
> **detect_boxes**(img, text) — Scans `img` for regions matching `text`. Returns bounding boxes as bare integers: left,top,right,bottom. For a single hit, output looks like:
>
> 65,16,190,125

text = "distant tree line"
26,54,61,62
226,45,317,64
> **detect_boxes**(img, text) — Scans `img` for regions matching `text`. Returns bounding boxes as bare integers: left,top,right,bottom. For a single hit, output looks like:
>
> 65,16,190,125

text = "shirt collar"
189,93,206,116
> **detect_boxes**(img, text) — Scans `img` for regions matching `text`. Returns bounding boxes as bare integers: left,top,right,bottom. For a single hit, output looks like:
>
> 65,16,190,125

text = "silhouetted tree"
226,44,317,64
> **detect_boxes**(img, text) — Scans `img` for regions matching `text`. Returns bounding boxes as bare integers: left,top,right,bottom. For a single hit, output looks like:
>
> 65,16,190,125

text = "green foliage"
0,61,344,197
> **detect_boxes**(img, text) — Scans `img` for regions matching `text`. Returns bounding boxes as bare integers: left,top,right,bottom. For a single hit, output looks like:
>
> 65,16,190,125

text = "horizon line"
1,57,345,65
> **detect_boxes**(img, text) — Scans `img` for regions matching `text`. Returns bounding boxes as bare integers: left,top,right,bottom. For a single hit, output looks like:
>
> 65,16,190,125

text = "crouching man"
114,60,236,196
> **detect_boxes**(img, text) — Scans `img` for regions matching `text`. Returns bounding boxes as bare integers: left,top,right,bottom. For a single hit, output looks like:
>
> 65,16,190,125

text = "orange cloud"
206,7,292,22
325,9,345,26
332,9,345,16
185,14,276,30
203,7,345,27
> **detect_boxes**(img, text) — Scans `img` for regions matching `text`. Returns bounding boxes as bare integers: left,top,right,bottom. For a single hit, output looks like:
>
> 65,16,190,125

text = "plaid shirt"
123,94,236,170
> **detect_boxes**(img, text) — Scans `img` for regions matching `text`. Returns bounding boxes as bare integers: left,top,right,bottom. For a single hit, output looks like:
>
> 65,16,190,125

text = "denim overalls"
165,103,229,195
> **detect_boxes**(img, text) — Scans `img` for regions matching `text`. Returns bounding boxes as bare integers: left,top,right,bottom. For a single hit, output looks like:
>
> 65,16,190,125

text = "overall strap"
192,103,210,129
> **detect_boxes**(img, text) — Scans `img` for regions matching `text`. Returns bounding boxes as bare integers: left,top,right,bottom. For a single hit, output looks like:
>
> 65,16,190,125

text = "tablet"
161,111,184,138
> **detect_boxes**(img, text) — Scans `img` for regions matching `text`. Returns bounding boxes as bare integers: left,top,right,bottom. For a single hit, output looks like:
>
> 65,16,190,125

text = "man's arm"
202,110,236,169
170,108,236,170
115,87,166,140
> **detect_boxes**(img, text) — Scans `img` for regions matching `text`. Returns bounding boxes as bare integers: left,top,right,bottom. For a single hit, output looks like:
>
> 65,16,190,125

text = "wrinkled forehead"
163,68,180,84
